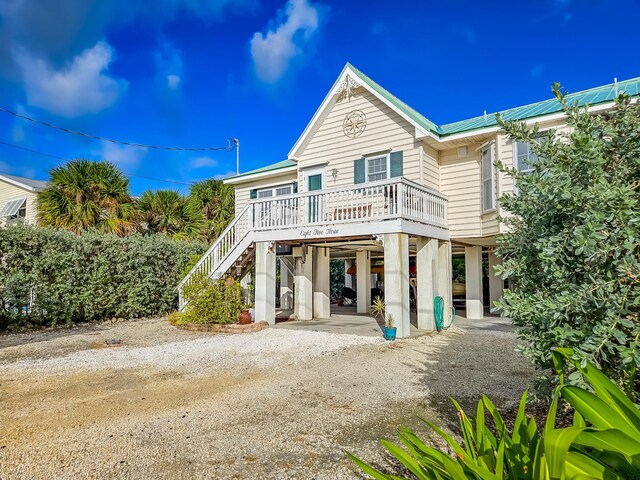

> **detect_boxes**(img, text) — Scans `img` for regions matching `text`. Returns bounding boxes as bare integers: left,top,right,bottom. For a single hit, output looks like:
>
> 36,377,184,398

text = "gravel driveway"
0,317,534,479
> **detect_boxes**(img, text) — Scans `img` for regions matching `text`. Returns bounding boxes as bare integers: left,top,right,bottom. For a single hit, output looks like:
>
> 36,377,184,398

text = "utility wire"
0,106,235,152
0,139,195,186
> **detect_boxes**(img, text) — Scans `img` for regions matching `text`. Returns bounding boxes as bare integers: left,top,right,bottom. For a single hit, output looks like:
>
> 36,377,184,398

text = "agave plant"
348,348,640,479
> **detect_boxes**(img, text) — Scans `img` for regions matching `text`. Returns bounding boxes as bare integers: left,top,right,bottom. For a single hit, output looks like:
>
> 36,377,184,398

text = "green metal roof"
438,77,640,136
225,159,296,181
227,65,640,182
348,62,640,138
345,63,441,135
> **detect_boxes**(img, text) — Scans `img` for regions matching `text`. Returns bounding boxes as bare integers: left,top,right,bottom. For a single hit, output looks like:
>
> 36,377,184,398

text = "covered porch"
253,233,453,339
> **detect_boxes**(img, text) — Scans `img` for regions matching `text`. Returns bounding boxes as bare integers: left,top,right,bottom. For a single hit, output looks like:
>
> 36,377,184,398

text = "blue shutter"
292,182,298,193
390,151,403,178
354,158,365,184
250,189,257,199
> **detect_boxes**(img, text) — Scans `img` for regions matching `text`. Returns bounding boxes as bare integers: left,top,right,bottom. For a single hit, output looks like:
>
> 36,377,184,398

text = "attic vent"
458,146,468,157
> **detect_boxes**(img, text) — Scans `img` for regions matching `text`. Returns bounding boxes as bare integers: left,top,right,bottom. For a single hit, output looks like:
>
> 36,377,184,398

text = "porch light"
331,168,339,180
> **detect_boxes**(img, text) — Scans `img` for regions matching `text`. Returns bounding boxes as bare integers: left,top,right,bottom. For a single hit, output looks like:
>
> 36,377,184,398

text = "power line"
0,139,196,187
0,106,235,152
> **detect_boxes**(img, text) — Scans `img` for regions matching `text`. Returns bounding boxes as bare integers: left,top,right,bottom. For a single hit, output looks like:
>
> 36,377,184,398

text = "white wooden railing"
178,177,447,309
251,177,448,230
178,203,253,309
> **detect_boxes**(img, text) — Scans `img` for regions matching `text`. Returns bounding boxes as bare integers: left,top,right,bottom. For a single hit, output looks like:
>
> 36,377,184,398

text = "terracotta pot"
238,309,252,325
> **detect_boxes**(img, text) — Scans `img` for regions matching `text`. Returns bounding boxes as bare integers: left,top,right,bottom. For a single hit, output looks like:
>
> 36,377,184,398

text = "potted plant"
384,314,396,341
372,296,397,341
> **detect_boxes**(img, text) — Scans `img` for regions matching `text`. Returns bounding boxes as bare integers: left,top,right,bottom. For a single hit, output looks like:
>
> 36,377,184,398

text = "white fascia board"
223,166,298,185
0,175,39,192
416,101,618,145
288,66,430,159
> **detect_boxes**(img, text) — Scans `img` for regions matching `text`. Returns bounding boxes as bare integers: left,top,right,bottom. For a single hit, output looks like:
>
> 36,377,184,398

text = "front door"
305,169,324,223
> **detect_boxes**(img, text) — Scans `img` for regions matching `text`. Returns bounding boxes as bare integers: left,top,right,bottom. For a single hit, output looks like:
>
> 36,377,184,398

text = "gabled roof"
0,173,48,192
225,63,640,184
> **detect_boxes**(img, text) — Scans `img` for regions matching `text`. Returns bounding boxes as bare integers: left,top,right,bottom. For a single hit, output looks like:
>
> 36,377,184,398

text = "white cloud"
250,0,324,83
190,156,218,168
167,74,181,90
96,142,148,172
14,41,127,117
155,40,183,92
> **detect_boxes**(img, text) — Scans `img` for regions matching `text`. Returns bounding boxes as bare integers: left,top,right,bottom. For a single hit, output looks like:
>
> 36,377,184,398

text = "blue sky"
0,0,638,194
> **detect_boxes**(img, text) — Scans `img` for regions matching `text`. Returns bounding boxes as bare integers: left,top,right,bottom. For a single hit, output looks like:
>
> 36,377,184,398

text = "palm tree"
188,179,235,243
38,159,140,236
137,189,204,240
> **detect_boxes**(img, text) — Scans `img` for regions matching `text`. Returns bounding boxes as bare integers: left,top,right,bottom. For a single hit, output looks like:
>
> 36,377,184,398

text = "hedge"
0,224,206,330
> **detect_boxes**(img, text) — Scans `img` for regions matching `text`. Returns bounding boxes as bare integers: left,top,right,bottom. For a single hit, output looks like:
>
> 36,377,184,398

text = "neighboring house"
178,63,640,337
0,173,47,226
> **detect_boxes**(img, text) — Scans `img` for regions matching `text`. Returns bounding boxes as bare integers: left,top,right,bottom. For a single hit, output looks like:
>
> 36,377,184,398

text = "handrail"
177,203,253,292
178,177,449,309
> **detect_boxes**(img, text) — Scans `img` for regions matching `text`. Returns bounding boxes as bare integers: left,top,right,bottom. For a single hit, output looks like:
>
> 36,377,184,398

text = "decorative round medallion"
343,110,367,138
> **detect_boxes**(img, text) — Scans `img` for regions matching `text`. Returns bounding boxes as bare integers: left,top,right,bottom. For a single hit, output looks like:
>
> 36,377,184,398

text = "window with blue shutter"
354,158,365,184
390,151,403,178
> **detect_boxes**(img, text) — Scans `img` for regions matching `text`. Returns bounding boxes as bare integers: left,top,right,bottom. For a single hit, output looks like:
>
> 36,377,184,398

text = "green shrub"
495,88,640,400
348,349,640,479
174,274,244,325
0,224,206,330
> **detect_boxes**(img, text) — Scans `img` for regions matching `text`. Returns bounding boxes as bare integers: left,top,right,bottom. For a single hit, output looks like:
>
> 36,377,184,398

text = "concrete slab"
273,306,512,337
273,306,432,338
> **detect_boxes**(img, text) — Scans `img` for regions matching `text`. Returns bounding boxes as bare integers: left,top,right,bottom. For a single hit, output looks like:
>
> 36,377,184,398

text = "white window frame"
481,143,496,213
302,167,326,192
256,183,293,198
514,131,549,174
364,153,390,183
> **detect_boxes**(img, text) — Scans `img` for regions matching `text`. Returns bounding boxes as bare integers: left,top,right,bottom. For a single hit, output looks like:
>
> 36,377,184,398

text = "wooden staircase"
178,204,255,310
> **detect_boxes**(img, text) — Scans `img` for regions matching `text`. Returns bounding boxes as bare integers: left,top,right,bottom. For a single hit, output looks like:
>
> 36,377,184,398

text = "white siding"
0,180,39,226
233,172,298,217
296,87,421,188
422,143,439,190
440,144,482,238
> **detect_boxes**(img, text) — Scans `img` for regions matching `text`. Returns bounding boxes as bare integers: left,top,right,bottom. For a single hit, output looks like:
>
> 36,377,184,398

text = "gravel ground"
0,317,534,479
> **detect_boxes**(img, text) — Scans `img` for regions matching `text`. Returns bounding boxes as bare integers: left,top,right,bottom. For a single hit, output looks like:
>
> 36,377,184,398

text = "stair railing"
178,203,253,309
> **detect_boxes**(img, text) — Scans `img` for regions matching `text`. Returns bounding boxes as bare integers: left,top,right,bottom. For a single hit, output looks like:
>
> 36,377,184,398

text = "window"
515,132,548,174
366,155,388,182
481,144,495,211
257,184,292,198
0,197,27,224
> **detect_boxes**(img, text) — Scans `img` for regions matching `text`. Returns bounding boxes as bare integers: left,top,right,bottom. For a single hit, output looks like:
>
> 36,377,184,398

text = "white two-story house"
179,63,639,338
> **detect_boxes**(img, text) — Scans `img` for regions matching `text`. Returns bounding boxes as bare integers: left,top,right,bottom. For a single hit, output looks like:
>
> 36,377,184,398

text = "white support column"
465,246,484,319
416,237,438,331
294,246,313,320
356,250,371,313
279,258,293,311
488,251,503,311
384,233,410,338
438,241,453,321
255,241,276,325
313,247,330,319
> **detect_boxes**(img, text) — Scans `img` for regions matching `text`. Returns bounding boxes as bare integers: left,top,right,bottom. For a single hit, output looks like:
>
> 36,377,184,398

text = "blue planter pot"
384,327,397,341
